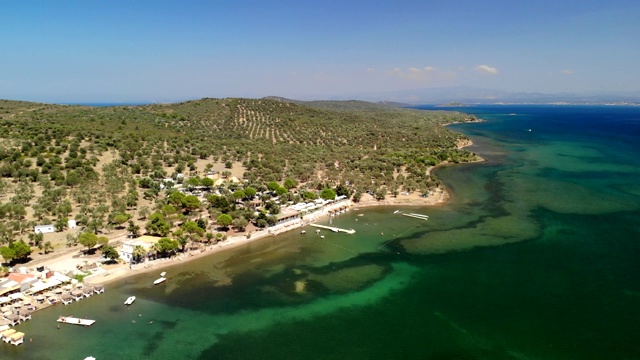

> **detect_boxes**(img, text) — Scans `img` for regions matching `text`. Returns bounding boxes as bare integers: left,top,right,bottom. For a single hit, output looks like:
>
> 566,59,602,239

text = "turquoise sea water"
5,105,640,359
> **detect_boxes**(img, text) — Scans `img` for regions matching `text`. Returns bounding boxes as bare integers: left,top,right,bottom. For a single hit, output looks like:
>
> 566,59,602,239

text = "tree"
182,195,201,213
111,213,130,227
208,195,233,213
10,240,31,261
335,183,351,198
186,177,200,189
0,246,15,263
266,181,280,192
127,220,140,237
267,201,281,215
232,190,245,202
168,191,186,207
201,177,214,188
283,178,297,190
173,229,188,251
161,204,177,217
216,213,233,229
43,240,54,254
374,186,387,200
28,232,44,248
232,216,248,231
66,233,78,247
352,190,363,203
155,237,179,257
244,187,256,198
138,206,151,219
78,232,98,252
97,236,109,247
182,221,205,240
132,245,147,263
54,217,68,232
146,212,171,237
302,191,317,200
320,188,337,200
101,245,120,262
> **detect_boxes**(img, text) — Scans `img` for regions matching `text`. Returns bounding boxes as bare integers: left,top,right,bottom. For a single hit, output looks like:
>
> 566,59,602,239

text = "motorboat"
153,277,166,285
124,296,136,305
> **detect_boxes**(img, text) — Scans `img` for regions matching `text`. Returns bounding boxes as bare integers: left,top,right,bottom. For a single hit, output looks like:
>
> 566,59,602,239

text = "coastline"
4,137,486,332
83,190,451,286
34,137,484,288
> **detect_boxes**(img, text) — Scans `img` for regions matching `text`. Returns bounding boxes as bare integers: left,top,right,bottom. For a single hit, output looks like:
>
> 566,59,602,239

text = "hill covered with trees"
0,97,479,263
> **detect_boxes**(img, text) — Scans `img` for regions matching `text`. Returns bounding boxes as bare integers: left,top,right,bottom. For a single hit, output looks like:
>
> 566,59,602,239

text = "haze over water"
7,105,640,360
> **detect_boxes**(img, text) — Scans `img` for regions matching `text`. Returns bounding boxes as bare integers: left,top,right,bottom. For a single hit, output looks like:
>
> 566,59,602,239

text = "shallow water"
7,105,640,359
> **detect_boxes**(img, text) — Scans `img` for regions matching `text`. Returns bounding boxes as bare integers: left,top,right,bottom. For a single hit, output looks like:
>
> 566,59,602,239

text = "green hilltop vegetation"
0,97,479,263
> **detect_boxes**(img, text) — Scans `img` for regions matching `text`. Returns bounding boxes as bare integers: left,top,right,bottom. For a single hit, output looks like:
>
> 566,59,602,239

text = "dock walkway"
309,224,356,234
401,213,429,221
57,316,96,326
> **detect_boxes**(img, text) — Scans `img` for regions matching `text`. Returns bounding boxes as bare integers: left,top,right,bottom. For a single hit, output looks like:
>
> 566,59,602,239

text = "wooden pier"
309,224,356,234
401,213,429,221
57,316,96,326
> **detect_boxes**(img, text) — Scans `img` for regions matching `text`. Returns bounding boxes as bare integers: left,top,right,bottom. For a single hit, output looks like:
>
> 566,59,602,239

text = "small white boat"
124,296,136,305
300,230,306,234
154,277,166,285
160,272,166,277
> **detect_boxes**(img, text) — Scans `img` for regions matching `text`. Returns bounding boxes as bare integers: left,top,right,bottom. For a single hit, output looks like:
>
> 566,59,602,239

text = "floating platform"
309,224,356,234
57,316,96,326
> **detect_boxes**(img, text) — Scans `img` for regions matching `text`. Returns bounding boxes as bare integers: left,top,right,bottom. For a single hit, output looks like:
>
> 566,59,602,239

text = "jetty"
309,224,356,234
57,316,96,326
401,213,429,221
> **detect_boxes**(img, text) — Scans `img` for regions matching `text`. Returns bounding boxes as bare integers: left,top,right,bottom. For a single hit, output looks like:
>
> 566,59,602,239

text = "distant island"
437,102,471,107
0,97,480,271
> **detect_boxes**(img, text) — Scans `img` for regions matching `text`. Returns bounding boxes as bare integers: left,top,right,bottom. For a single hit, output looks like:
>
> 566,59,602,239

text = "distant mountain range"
327,87,640,105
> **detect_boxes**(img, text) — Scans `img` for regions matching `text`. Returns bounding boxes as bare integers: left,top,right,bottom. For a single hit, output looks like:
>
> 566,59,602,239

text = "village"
0,185,354,346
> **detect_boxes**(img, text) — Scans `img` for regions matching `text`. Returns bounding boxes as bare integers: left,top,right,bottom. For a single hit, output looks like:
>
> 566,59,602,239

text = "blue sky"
1,0,639,103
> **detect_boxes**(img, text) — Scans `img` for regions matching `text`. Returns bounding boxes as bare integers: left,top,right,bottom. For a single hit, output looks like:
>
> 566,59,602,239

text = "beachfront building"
275,211,301,225
0,273,38,298
24,272,72,296
119,235,161,263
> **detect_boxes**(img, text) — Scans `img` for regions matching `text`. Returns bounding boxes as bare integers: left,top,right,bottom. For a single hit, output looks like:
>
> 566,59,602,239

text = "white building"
119,235,160,263
34,224,55,234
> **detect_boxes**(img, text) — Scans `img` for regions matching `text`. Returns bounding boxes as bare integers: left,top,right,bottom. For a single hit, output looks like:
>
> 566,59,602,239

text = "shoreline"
33,139,485,288
6,138,486,325
83,191,450,286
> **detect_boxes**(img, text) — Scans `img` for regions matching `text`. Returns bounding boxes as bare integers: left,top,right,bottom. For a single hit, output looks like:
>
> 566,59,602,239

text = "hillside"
0,97,479,263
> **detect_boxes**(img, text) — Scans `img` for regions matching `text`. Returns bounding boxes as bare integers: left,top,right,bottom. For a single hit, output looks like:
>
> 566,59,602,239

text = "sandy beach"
25,189,449,288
